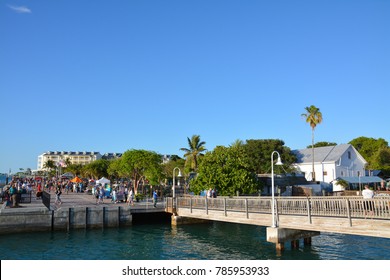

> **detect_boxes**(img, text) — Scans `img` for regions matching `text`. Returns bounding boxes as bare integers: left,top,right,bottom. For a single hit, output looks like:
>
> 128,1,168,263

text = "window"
341,171,344,176
348,151,351,159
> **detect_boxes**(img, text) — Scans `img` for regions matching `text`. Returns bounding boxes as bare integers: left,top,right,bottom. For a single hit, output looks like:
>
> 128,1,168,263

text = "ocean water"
1,221,389,260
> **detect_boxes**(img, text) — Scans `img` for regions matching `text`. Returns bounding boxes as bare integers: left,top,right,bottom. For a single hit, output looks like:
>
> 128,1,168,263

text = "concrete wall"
0,206,133,234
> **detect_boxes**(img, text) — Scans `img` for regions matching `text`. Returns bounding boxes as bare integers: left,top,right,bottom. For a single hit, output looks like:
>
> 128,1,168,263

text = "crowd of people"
0,176,159,208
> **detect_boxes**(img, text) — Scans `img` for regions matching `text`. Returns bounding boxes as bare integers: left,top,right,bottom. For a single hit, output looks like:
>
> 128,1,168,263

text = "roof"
293,144,362,164
42,151,100,156
337,176,383,184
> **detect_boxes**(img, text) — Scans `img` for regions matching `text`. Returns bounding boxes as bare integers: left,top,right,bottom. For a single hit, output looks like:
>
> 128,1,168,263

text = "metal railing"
168,196,390,220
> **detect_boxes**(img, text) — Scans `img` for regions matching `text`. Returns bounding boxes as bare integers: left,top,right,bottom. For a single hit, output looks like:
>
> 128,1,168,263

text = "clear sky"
1,0,389,174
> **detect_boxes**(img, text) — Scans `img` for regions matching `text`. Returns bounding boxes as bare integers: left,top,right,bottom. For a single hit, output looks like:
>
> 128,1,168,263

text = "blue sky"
1,0,389,174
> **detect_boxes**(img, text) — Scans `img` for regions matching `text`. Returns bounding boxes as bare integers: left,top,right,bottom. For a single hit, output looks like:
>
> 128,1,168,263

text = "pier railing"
167,196,390,220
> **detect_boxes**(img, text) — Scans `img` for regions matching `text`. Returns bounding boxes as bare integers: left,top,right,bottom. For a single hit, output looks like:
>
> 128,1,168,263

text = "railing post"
245,199,249,219
224,198,227,216
205,197,208,215
190,197,193,213
306,197,312,224
275,198,279,227
346,198,352,227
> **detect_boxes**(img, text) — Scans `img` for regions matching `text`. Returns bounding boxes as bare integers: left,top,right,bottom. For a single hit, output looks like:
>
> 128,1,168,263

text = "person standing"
111,188,117,204
153,190,158,208
94,186,100,204
98,186,105,204
362,185,374,217
9,184,19,208
128,189,134,206
36,182,42,199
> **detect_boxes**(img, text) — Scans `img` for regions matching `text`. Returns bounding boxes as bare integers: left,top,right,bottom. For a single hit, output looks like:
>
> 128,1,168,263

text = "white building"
37,151,102,170
292,144,367,183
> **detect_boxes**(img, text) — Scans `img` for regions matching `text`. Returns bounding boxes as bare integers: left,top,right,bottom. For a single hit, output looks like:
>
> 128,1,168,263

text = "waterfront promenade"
0,191,167,234
1,191,165,212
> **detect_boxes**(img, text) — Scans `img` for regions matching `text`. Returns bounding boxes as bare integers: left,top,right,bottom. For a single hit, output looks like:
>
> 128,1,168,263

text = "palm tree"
180,135,207,172
302,105,323,181
43,159,57,177
43,160,56,172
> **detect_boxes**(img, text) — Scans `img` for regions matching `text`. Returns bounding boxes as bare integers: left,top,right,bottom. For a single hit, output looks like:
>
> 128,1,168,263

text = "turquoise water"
1,220,389,260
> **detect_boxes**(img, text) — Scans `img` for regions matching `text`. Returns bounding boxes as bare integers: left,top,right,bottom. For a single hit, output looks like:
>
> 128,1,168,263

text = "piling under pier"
266,227,320,252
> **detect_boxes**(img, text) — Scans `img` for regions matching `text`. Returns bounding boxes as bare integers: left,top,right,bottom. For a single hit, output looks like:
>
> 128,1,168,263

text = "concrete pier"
0,192,163,234
0,205,133,234
266,227,320,252
171,215,210,226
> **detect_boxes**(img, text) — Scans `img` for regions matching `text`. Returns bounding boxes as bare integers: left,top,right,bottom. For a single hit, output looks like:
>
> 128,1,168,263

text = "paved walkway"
2,191,166,211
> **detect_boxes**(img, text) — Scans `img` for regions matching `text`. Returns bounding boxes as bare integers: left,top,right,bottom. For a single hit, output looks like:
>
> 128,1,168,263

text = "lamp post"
172,167,182,199
271,151,283,228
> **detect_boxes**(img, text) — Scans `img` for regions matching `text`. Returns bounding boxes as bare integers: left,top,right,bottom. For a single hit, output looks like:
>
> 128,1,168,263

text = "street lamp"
172,167,182,199
271,151,283,228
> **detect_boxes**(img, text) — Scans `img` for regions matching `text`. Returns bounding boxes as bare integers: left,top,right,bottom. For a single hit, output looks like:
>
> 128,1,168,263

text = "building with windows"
37,151,178,171
292,144,367,183
37,151,102,170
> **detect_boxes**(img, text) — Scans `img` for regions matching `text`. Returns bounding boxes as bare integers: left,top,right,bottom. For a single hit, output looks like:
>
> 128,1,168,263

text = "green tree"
374,147,390,175
309,141,337,148
43,160,56,175
301,105,323,181
349,137,390,175
180,135,207,171
161,157,186,186
243,139,296,175
82,159,110,179
111,149,163,194
64,164,83,177
190,145,262,196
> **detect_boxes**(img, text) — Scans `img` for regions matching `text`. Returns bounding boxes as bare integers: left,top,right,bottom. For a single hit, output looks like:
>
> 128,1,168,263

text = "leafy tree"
43,160,56,175
350,137,390,175
350,137,388,162
335,178,350,190
109,149,162,194
190,145,262,196
107,158,122,179
64,158,72,167
230,139,245,148
301,105,323,181
180,135,207,171
65,164,83,177
373,147,390,175
82,159,110,179
243,139,297,175
309,141,337,148
161,157,186,186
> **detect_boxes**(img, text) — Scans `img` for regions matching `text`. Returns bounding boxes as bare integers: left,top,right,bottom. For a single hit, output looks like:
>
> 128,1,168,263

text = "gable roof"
293,144,357,164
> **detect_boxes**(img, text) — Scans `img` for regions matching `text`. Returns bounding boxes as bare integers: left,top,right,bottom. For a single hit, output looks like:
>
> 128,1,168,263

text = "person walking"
94,186,100,204
98,186,105,204
111,188,118,204
55,186,62,205
153,190,158,208
127,189,134,206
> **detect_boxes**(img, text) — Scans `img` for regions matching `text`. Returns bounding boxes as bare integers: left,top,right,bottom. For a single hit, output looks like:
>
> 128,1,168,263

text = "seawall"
0,206,135,234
